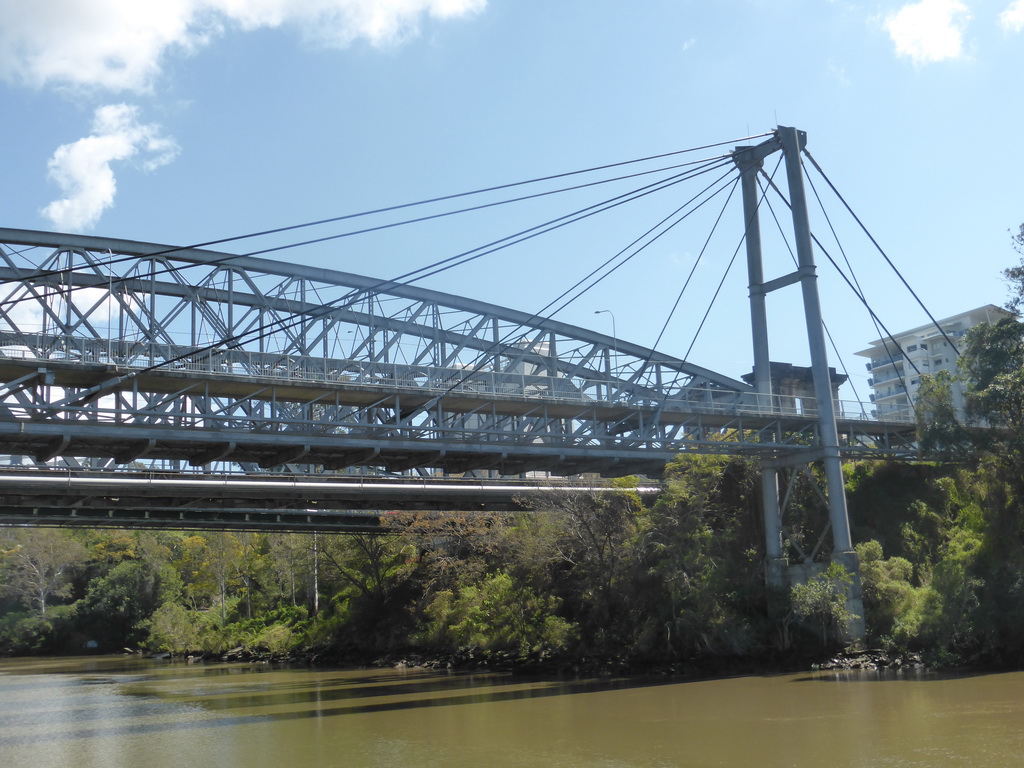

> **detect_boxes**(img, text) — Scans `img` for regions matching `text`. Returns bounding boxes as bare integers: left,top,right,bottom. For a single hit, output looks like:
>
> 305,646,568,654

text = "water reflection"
1,657,1022,768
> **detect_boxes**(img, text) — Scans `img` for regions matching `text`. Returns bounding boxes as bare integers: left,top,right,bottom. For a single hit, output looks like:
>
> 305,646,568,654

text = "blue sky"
1,0,1022,401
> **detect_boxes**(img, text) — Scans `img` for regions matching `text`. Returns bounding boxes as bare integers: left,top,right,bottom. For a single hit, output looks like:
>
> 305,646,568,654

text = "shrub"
420,571,575,657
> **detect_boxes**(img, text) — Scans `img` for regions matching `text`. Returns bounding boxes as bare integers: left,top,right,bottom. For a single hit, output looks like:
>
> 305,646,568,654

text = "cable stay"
801,149,961,357
660,176,744,361
259,158,745,423
754,162,923,387
0,153,733,329
543,165,739,320
756,162,922,416
0,132,773,396
36,153,736,408
0,138,764,290
755,171,869,412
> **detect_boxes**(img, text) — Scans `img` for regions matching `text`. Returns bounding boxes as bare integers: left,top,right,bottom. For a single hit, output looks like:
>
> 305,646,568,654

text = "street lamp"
594,309,617,364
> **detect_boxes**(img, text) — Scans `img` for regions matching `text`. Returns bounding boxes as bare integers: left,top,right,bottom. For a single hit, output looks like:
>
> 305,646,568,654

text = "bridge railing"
0,335,917,425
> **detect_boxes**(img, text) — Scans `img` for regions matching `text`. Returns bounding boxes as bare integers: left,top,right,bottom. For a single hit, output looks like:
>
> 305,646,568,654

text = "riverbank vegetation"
1,445,1021,670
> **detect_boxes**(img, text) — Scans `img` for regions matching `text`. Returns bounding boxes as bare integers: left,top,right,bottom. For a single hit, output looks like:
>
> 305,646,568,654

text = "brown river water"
0,656,1022,767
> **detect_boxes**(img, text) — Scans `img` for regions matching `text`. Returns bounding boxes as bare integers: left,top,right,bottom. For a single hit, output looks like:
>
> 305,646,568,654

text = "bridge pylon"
733,127,865,643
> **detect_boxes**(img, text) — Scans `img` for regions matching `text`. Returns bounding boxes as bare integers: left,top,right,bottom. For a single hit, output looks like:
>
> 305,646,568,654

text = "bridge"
0,207,913,520
0,128,920,497
2,126,937,636
1,127,937,634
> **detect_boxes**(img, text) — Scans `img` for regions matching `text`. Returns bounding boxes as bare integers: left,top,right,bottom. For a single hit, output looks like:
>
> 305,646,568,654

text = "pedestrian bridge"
0,125,932,648
0,228,914,487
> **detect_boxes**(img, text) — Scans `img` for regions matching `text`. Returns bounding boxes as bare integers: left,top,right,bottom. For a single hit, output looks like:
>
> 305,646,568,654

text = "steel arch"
0,228,914,479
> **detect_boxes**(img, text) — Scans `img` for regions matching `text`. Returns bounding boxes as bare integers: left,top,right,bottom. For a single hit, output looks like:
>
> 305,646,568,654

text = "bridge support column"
779,126,864,644
735,127,865,644
737,136,787,592
760,465,787,589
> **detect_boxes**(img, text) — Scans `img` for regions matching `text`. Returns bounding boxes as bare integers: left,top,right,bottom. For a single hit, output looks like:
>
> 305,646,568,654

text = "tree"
144,602,204,653
914,370,972,460
790,562,857,648
855,540,915,641
642,455,763,657
394,509,507,594
420,571,574,657
172,533,244,623
1002,223,1024,313
235,533,270,619
317,532,418,649
520,482,644,652
75,560,160,649
954,318,1024,584
0,529,86,617
267,533,313,607
319,533,414,607
958,317,1024,435
205,532,244,625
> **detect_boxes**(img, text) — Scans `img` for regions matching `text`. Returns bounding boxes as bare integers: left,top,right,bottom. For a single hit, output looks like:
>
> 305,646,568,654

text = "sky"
1,0,1023,402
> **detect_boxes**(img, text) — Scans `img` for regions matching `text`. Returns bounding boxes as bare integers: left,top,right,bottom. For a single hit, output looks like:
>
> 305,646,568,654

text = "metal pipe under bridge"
0,471,662,533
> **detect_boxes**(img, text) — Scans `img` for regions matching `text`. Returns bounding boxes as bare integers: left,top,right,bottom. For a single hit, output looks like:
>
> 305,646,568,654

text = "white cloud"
0,288,44,333
42,104,179,232
884,0,971,65
0,0,487,93
1001,1,1024,32
0,1,198,92
2,1,485,230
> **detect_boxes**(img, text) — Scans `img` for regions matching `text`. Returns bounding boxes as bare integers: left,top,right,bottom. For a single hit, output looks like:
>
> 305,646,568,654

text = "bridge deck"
0,228,917,483
0,350,916,478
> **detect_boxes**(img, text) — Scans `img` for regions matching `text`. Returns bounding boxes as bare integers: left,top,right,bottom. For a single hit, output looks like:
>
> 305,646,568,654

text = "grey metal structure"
0,472,660,533
734,127,868,637
0,227,913,475
0,129,915,555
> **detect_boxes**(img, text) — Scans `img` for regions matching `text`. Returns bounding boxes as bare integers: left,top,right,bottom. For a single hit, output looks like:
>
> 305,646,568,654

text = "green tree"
922,528,985,651
397,510,507,595
790,562,857,648
421,571,574,657
520,482,644,653
642,455,763,657
235,533,270,619
0,529,86,617
914,371,972,460
1001,223,1024,313
855,540,915,642
174,534,216,610
75,560,162,649
172,533,244,623
205,532,244,625
318,533,418,649
268,533,314,607
319,533,414,607
958,317,1024,438
144,602,205,653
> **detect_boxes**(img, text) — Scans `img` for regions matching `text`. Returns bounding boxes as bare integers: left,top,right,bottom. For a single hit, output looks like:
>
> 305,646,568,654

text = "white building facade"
855,305,1013,421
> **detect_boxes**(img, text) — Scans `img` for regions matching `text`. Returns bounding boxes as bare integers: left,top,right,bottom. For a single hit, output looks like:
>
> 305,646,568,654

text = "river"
1,656,1022,767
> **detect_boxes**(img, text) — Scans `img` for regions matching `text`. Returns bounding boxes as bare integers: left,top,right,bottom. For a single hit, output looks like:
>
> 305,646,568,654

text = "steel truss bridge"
0,225,912,529
0,129,918,542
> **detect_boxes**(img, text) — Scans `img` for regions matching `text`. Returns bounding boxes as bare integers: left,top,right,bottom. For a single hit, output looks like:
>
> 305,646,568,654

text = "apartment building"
855,305,1013,420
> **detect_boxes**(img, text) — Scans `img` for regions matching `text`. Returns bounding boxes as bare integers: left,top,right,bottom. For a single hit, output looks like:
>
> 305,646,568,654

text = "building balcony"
873,390,909,402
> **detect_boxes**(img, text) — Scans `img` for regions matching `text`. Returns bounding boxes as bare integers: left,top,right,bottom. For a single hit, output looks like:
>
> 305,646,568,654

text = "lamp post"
594,310,617,369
